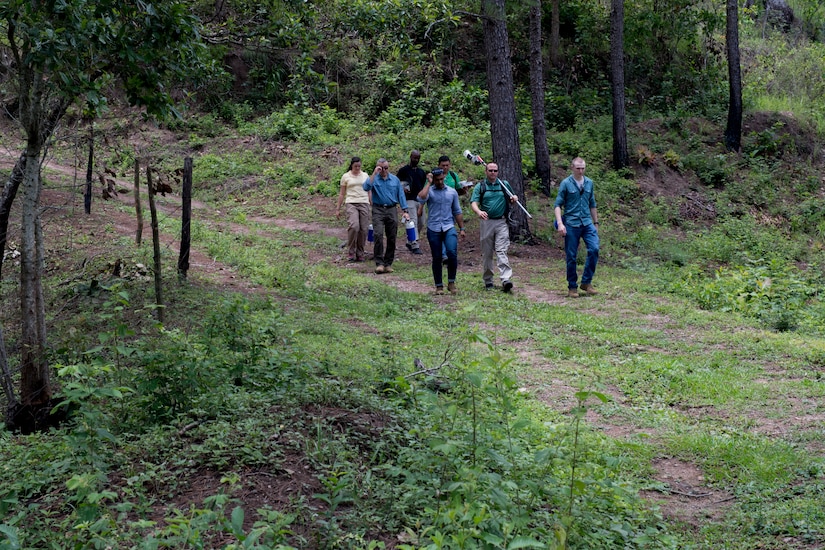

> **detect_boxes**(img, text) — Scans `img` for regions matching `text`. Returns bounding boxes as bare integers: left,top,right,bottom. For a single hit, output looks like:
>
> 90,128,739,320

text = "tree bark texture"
147,168,164,324
178,157,193,279
725,0,743,152
84,121,94,214
134,159,143,245
482,0,532,242
610,0,629,169
550,0,560,67
0,326,14,408
529,0,552,197
0,154,26,282
19,149,50,407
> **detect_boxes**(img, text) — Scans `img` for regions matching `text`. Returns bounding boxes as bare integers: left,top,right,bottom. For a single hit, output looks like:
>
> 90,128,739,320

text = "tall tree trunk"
610,0,629,169
19,149,50,408
0,327,14,410
0,154,26,282
725,0,743,152
84,120,94,214
483,0,532,243
13,75,69,416
550,0,560,67
529,0,552,197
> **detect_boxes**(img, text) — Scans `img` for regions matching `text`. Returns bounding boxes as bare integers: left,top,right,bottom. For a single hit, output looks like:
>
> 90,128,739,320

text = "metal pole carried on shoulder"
462,150,532,219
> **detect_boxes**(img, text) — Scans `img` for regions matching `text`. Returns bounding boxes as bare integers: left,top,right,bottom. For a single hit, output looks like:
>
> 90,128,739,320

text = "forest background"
2,0,825,548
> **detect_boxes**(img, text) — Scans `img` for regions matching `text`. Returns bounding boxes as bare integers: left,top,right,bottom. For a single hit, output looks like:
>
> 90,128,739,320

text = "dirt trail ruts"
0,151,745,527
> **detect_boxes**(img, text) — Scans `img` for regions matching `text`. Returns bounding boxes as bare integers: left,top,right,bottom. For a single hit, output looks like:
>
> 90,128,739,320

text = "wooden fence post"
178,157,192,280
84,121,93,214
134,158,143,246
146,167,164,324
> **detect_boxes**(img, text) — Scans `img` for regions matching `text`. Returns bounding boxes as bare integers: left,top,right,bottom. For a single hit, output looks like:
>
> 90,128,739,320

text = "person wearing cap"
554,157,599,297
363,158,411,274
470,162,518,292
417,168,466,294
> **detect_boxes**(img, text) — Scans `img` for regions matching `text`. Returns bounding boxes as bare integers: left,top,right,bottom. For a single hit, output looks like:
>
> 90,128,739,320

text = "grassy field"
0,110,824,549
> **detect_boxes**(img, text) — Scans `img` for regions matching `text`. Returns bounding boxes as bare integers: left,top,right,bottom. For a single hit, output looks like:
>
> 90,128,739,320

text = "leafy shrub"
598,170,642,204
742,122,791,159
636,146,656,166
545,89,578,130
790,196,825,233
672,259,821,331
132,329,218,423
720,163,776,208
308,179,338,196
688,216,802,265
214,101,255,126
683,152,732,188
662,149,683,170
250,105,350,143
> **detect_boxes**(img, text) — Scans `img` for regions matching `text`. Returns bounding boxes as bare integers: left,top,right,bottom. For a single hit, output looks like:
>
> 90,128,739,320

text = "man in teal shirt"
554,157,600,297
470,162,518,292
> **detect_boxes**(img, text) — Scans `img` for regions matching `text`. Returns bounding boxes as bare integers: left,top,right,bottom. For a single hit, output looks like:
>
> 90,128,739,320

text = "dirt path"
0,152,769,529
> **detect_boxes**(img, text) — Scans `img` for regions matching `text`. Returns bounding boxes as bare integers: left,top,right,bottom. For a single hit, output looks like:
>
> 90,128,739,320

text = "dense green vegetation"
2,0,825,548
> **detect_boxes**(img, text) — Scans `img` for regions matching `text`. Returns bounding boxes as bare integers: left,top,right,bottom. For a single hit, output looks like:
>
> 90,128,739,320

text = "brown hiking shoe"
384,266,394,273
435,286,445,295
447,282,457,294
580,283,598,295
567,288,579,298
374,265,385,274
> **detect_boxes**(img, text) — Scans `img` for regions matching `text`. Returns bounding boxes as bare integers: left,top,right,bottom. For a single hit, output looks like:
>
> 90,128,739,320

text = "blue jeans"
565,224,599,289
427,227,458,287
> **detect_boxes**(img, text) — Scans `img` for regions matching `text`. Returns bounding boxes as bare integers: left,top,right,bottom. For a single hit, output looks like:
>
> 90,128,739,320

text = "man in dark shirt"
396,150,426,255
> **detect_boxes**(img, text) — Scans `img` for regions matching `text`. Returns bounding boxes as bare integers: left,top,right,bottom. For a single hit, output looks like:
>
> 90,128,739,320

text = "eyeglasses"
574,167,586,170
487,169,498,172
379,166,389,170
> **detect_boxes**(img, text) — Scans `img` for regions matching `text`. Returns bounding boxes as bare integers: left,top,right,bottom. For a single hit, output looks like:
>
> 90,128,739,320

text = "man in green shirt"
470,162,519,292
438,155,462,193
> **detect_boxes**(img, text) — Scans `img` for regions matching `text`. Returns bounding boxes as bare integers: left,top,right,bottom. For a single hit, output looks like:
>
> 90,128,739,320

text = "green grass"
3,106,825,549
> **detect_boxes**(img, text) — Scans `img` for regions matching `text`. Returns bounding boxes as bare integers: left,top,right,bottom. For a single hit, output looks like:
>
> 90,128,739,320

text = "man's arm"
471,200,488,220
418,173,432,201
502,180,519,202
455,213,466,238
554,206,567,236
590,207,598,226
363,166,380,191
395,177,410,220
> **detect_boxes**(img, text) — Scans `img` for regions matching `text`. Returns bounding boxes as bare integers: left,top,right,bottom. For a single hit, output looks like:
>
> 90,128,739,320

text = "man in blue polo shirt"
554,157,600,297
417,168,466,294
363,158,411,274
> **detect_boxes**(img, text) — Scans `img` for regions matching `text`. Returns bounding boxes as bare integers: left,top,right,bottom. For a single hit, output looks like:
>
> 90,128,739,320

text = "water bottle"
367,224,374,243
405,219,417,242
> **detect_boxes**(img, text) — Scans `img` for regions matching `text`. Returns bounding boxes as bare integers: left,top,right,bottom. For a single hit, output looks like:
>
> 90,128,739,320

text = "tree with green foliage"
0,0,205,430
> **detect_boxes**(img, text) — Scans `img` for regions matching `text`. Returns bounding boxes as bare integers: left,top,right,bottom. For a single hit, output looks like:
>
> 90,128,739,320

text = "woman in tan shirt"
336,157,372,261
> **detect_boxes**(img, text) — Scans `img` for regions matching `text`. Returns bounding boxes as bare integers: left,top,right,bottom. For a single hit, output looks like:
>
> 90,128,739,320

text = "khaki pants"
480,218,512,285
346,202,370,259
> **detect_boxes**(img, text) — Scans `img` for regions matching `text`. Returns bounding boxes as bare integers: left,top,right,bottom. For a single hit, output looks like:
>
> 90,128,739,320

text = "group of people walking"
337,152,600,297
